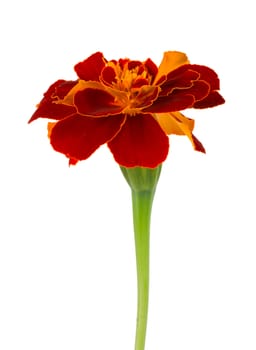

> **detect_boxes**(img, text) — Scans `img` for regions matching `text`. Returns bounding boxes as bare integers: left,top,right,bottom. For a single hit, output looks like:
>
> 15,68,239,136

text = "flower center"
115,64,148,91
105,60,154,115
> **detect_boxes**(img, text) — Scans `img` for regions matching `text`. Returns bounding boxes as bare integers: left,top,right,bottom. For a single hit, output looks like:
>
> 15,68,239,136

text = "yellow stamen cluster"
107,61,153,115
107,61,149,90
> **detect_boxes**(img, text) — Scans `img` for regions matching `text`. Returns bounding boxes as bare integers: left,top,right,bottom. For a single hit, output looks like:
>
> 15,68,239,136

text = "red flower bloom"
29,51,225,168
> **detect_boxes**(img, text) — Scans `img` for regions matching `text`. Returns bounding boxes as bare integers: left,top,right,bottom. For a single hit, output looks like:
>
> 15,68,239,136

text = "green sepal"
120,165,162,193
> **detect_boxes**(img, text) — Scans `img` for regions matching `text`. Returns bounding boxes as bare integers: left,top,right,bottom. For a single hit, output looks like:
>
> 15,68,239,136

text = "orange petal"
47,121,57,138
155,112,205,153
154,51,190,83
155,112,194,135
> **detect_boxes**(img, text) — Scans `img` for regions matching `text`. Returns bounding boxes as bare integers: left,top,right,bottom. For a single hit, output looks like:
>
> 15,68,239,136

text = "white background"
0,0,255,349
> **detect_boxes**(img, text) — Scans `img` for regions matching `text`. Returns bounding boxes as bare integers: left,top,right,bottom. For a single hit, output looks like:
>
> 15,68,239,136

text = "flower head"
29,51,225,167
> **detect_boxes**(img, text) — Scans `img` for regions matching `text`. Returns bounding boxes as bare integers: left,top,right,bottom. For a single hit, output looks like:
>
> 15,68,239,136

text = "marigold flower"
29,51,225,350
29,51,225,168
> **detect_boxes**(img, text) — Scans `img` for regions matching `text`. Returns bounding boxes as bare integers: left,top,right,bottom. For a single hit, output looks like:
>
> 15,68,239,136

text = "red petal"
188,80,210,100
118,58,129,69
43,80,73,99
74,52,106,81
143,93,195,113
128,60,142,70
29,80,77,122
193,91,225,108
50,113,126,163
74,88,123,116
29,102,76,123
132,78,149,88
101,66,116,85
189,64,220,90
52,80,78,99
159,65,200,96
144,80,210,113
108,114,169,168
191,134,206,153
69,158,79,166
144,58,158,81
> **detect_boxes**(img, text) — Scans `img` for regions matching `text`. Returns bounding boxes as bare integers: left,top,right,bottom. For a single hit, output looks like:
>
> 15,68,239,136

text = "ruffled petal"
74,52,106,81
155,112,205,153
189,64,220,90
154,51,190,84
29,80,77,122
159,65,200,96
108,114,169,168
143,79,210,113
193,91,225,108
49,113,126,163
74,88,124,117
185,80,210,101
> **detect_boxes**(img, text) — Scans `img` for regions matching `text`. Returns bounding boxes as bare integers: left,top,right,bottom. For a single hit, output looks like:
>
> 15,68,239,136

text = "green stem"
132,189,155,350
120,165,161,350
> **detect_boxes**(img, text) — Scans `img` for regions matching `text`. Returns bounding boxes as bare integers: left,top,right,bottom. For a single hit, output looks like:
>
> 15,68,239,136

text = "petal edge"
49,113,126,163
